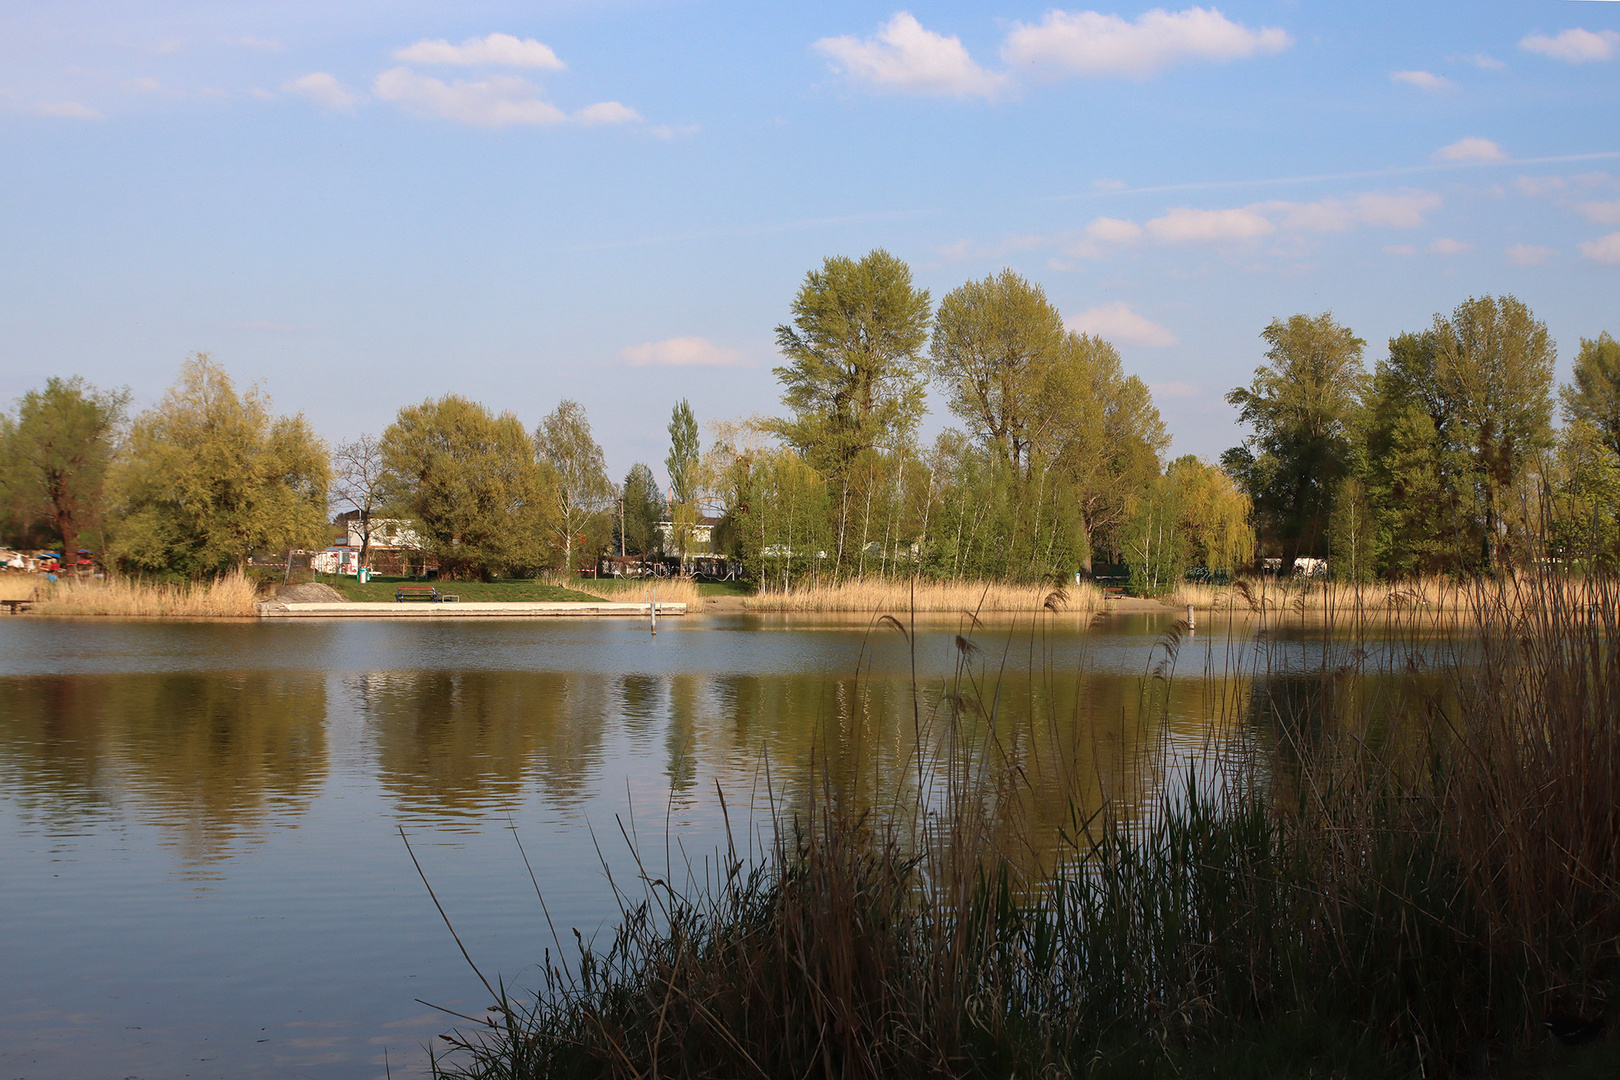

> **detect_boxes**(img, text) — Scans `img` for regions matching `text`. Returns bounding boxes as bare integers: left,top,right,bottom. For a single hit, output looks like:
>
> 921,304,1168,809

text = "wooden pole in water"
651,581,657,636
1187,603,1196,632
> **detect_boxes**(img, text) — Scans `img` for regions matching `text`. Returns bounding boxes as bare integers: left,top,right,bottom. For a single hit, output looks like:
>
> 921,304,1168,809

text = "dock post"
651,582,657,636
1186,603,1196,632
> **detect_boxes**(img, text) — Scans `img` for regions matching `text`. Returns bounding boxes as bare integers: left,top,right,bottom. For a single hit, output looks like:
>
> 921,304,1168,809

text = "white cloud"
1391,70,1453,91
814,12,1007,98
1085,216,1144,244
1580,232,1620,264
31,101,103,120
283,72,358,112
1459,53,1505,71
1093,177,1127,191
373,68,567,126
1514,175,1566,197
237,36,283,52
1149,380,1199,399
126,77,162,93
1263,191,1441,232
1577,201,1620,226
1147,206,1273,243
1505,244,1555,267
1066,302,1179,347
649,122,702,140
621,337,750,367
1003,6,1290,79
1429,238,1473,255
1434,136,1506,163
395,33,565,70
1520,28,1619,65
1384,244,1417,256
577,101,641,125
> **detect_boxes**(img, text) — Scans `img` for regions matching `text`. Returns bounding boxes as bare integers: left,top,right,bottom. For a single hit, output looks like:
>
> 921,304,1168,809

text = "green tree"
108,354,330,576
1562,331,1620,459
1223,313,1367,563
537,399,613,572
1431,295,1555,570
0,376,130,564
768,250,932,572
666,399,702,569
1166,456,1254,574
380,394,551,579
1048,333,1168,575
931,269,1066,476
617,463,664,557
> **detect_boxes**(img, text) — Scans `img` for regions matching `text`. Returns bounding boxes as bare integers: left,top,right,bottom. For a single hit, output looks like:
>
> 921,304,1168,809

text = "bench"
396,585,440,602
0,599,32,614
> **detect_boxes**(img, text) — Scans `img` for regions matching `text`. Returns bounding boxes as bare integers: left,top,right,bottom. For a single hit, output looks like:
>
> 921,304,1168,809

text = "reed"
433,570,1620,1079
743,577,1100,616
570,577,704,608
1170,574,1519,622
32,571,262,617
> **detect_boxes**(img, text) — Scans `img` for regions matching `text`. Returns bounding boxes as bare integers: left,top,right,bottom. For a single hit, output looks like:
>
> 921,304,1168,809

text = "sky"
2,0,1617,488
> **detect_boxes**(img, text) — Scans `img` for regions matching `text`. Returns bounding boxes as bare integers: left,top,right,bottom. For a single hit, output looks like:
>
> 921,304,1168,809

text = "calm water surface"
0,611,1280,1079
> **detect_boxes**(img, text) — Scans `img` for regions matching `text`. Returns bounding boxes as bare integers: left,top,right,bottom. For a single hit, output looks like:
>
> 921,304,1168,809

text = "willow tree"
381,394,551,579
108,354,330,576
767,249,931,572
1223,313,1367,562
0,376,130,562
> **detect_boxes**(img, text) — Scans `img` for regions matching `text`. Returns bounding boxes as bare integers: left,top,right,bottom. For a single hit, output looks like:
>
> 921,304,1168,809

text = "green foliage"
931,269,1067,475
380,394,552,579
768,249,932,483
665,400,703,563
0,375,129,558
725,447,832,589
1224,313,1367,562
537,400,613,571
1167,455,1254,574
107,354,329,576
616,463,665,557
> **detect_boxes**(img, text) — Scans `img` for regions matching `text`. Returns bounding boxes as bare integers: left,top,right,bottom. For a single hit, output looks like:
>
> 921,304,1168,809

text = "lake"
0,610,1286,1079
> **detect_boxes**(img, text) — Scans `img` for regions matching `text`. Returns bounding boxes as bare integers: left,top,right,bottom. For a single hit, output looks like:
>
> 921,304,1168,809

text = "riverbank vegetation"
742,577,1101,615
2,252,1615,601
32,571,261,617
432,571,1620,1079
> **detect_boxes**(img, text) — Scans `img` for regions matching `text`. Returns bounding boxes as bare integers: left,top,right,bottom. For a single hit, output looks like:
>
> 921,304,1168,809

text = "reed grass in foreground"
432,573,1620,1080
744,577,1101,615
33,571,261,617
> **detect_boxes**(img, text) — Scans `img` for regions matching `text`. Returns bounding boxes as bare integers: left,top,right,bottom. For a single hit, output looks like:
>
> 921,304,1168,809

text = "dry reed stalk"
1170,575,1524,622
33,571,261,617
0,575,41,602
572,577,703,607
744,578,1099,616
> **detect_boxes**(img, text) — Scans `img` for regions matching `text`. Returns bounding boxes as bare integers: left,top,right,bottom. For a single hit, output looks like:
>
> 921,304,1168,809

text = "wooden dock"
258,600,686,619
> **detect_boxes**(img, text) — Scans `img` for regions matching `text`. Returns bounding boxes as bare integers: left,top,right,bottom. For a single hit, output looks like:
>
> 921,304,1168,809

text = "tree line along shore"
3,250,1617,608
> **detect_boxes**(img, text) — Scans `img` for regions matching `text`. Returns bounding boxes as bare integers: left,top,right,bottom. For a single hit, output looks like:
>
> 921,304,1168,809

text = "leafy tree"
331,433,388,569
931,270,1066,476
617,463,664,557
537,399,613,572
666,399,703,568
380,394,551,579
1048,333,1168,575
768,250,931,572
0,376,130,564
1223,313,1367,563
1562,331,1620,459
1431,295,1555,570
1166,456,1254,574
108,354,330,576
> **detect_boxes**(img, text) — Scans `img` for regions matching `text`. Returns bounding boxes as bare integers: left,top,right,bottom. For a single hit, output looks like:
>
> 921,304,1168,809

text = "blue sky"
2,1,1617,485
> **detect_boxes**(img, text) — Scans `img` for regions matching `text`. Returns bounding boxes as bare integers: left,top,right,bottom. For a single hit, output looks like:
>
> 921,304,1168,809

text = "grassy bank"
32,571,261,617
325,576,608,603
743,577,1102,615
432,572,1620,1079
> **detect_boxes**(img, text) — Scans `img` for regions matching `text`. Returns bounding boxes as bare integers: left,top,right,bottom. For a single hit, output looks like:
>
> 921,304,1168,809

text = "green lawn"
324,576,604,603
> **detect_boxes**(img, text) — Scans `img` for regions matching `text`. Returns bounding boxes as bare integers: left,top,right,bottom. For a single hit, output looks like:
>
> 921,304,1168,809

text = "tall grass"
432,570,1620,1079
1171,574,1520,624
744,577,1100,616
571,577,704,608
33,571,262,617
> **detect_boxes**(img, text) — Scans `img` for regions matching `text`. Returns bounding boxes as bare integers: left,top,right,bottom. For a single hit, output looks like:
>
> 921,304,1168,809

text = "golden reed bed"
743,578,1101,616
572,577,704,608
31,571,262,617
1169,574,1607,623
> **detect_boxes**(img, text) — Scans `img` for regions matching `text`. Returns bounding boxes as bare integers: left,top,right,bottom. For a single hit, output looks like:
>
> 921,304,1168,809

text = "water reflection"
0,672,326,865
